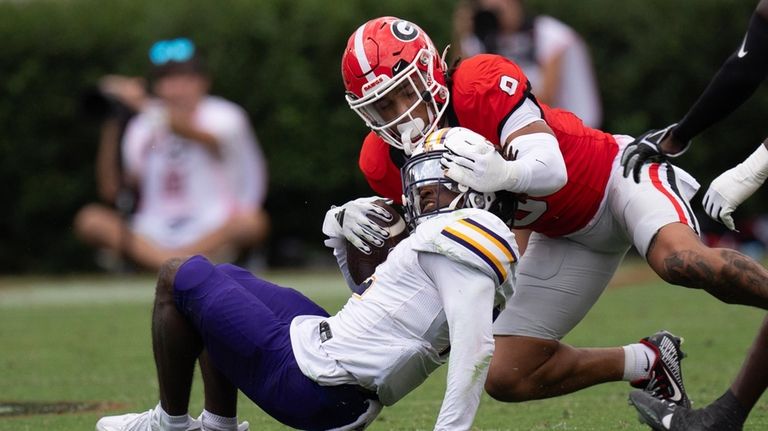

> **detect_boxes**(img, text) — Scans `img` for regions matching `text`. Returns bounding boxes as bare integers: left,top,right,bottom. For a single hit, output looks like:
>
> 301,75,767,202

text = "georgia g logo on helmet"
391,20,419,42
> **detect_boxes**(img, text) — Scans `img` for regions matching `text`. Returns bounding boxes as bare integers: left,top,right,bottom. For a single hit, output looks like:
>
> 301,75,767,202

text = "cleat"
629,389,678,430
96,406,200,431
629,389,746,431
631,330,691,408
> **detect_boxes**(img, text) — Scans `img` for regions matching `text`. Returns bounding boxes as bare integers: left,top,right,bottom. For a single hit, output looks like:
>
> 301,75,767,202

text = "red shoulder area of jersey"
451,54,529,147
359,132,390,180
359,132,403,203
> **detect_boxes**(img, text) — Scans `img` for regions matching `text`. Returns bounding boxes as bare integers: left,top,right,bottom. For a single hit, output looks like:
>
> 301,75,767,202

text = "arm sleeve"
418,252,496,431
674,12,768,142
323,236,363,294
504,132,568,196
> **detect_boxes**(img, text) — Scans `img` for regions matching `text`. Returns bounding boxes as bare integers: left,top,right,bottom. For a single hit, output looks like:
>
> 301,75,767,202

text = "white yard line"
0,271,349,308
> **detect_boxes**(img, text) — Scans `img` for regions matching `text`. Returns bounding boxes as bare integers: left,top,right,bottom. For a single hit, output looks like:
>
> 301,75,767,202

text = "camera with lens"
79,85,135,122
472,8,501,54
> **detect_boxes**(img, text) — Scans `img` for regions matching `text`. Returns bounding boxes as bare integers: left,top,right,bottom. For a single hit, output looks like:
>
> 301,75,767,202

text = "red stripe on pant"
649,163,688,224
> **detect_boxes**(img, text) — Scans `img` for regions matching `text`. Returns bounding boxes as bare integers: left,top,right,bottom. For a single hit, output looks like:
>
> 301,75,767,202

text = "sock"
157,403,191,431
622,343,657,381
201,409,239,431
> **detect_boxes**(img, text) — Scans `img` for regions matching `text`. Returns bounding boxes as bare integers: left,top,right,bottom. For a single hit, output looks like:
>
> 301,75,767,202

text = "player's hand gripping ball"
346,200,409,285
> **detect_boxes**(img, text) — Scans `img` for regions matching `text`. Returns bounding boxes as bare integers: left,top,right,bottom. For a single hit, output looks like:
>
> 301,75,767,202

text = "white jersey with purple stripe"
290,208,516,429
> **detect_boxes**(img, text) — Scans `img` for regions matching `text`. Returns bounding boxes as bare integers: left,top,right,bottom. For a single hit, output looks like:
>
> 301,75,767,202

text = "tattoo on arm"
663,249,768,307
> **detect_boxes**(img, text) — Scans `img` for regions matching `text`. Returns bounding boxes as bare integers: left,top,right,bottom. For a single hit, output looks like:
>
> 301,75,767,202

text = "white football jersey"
291,208,517,429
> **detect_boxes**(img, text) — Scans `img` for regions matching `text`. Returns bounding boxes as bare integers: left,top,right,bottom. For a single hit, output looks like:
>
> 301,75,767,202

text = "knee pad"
173,255,215,293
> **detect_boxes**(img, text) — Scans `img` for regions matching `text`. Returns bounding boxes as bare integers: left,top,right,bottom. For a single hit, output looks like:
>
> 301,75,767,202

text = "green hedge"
0,0,762,272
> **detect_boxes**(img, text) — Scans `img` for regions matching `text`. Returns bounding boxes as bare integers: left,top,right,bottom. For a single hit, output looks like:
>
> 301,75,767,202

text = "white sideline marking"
0,280,154,308
0,272,349,308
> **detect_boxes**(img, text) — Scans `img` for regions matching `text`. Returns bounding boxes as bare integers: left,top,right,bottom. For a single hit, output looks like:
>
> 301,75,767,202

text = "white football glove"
702,144,768,231
441,133,516,193
702,168,756,232
701,170,754,230
322,197,393,254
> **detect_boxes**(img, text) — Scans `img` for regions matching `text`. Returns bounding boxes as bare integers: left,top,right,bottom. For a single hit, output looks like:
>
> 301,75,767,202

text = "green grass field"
1,263,767,430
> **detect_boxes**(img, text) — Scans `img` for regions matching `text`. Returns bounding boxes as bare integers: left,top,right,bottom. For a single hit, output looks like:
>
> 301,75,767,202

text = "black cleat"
629,389,746,431
629,390,677,430
631,330,691,408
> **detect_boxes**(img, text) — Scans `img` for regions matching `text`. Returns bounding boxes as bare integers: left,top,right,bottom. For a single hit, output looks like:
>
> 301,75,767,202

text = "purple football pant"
173,255,372,430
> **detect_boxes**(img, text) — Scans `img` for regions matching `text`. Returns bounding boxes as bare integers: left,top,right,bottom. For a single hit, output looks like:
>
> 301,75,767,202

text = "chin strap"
402,134,414,156
447,192,466,211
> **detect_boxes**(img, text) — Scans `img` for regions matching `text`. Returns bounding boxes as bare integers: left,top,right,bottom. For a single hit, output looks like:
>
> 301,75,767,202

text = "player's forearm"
503,133,567,196
323,237,363,294
434,340,493,430
434,267,496,430
170,121,222,156
674,12,768,143
434,318,493,430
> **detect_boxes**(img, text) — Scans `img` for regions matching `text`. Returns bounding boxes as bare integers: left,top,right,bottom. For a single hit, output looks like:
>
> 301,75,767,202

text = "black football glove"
621,124,687,183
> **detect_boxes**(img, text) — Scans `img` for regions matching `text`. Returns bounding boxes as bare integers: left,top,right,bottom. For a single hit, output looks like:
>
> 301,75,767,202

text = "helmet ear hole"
472,193,486,208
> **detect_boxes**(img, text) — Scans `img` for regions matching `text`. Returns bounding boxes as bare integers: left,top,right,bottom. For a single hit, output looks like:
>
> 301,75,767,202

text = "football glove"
702,179,740,231
701,145,768,231
441,133,516,193
621,124,690,183
322,197,393,255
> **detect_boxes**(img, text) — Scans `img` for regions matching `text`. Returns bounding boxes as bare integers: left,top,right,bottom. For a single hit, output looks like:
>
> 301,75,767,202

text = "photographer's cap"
149,37,206,78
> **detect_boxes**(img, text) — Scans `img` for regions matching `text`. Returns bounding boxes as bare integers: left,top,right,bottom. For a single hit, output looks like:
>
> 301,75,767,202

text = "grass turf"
0,263,766,430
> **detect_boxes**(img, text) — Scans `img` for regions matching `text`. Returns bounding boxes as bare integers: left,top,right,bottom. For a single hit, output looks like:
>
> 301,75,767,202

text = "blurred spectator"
453,0,602,127
74,37,269,272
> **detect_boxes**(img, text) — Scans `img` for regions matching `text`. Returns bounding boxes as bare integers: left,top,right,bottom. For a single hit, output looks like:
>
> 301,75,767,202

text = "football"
346,200,409,285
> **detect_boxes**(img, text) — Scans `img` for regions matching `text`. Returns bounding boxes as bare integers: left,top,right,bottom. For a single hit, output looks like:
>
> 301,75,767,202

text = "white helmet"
400,127,517,228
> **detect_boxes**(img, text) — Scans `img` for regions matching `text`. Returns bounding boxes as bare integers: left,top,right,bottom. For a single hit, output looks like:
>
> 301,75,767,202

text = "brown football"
346,200,409,285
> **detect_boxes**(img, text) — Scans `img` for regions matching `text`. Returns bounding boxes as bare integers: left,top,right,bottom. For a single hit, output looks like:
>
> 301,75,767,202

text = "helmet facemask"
401,128,519,229
346,48,449,155
402,150,467,228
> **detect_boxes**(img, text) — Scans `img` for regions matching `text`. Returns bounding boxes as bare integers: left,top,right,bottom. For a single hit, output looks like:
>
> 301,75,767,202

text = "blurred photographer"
74,37,270,272
453,0,602,127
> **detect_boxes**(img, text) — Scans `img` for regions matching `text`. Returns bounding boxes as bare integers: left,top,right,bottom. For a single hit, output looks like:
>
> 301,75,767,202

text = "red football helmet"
341,16,449,154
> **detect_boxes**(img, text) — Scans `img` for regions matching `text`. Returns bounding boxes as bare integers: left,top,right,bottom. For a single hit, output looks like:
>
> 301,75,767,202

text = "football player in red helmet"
327,15,768,418
342,17,449,155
